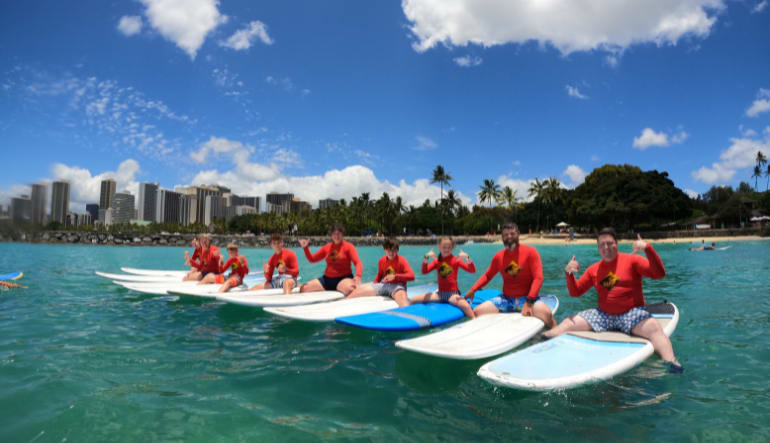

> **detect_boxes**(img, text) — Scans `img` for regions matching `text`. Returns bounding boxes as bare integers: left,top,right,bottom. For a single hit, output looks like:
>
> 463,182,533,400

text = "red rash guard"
190,246,221,273
219,255,249,280
566,244,665,315
422,254,476,292
303,241,363,278
468,244,543,301
374,255,415,285
190,248,201,269
266,249,300,282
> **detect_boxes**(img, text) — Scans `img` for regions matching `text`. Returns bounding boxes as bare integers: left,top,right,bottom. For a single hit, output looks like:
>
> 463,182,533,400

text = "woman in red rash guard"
298,223,362,295
191,235,222,284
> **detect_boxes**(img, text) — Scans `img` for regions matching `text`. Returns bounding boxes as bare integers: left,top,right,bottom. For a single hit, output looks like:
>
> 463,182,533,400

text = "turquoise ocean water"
0,240,768,442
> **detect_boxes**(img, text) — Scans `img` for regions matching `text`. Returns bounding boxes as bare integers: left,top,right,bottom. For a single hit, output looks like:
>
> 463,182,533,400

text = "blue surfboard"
335,289,499,331
0,272,23,281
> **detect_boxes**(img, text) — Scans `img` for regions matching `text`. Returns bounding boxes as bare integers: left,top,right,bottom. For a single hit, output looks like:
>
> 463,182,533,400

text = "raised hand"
632,233,647,254
424,248,436,260
262,261,270,273
565,255,579,274
299,238,310,248
277,263,287,273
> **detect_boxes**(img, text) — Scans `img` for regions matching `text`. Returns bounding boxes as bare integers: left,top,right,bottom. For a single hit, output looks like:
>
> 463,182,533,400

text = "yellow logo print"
505,260,520,277
438,262,453,278
386,266,395,275
329,250,339,261
600,271,619,290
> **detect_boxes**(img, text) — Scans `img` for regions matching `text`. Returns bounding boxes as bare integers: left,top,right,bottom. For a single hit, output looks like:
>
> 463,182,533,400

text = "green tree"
528,178,546,232
753,165,763,191
431,165,453,234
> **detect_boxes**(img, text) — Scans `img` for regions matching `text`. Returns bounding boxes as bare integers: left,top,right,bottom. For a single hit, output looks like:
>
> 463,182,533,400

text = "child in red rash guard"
250,233,299,294
298,224,362,296
410,236,476,318
214,242,249,293
347,237,415,306
191,235,222,284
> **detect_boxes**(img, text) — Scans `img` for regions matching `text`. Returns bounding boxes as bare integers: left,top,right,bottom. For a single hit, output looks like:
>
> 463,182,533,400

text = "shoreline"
516,234,769,245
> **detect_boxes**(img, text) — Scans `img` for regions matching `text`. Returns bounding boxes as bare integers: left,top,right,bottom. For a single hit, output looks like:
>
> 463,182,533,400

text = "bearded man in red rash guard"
543,228,683,373
465,223,555,327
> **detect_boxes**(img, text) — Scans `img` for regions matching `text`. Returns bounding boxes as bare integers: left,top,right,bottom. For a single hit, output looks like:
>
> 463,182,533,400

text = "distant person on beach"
198,242,249,293
411,236,476,318
188,235,222,283
347,237,414,306
183,236,202,281
465,223,555,327
299,223,362,295
249,233,299,294
543,228,683,373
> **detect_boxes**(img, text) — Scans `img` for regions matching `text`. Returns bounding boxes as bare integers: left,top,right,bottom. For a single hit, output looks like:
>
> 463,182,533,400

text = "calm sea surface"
1,241,768,442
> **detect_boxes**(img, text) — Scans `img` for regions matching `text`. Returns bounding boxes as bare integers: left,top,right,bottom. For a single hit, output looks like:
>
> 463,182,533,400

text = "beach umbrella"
556,221,569,227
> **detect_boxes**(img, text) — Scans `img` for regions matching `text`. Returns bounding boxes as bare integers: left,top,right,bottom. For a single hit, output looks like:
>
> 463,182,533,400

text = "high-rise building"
193,185,223,223
204,194,227,225
156,189,182,224
231,195,260,211
50,181,70,224
86,204,99,222
179,193,198,226
112,191,135,225
99,179,117,210
319,198,339,210
290,198,312,214
138,182,159,222
266,193,293,214
11,195,31,223
31,183,47,224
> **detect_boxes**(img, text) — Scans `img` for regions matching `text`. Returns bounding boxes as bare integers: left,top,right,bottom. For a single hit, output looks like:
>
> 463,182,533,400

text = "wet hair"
596,227,617,242
226,242,238,250
269,233,283,244
329,223,344,235
502,222,519,232
437,236,455,248
383,237,399,251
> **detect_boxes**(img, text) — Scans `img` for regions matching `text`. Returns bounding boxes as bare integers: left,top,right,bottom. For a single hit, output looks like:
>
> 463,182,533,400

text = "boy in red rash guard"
347,237,414,306
410,236,476,318
298,224,362,295
250,233,299,295
465,223,555,327
543,228,683,373
191,235,223,284
206,242,249,293
183,236,203,281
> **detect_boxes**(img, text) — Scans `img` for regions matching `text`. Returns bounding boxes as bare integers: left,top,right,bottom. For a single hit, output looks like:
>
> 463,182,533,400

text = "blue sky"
1,0,769,212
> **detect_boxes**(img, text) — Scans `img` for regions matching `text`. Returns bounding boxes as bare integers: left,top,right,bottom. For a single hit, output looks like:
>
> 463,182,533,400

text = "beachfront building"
86,204,99,222
111,191,134,225
204,194,227,225
179,192,198,226
290,198,312,214
192,185,223,224
31,183,47,224
137,182,159,222
319,198,339,210
229,195,260,212
266,193,293,215
155,188,182,224
50,181,70,224
100,179,116,210
10,195,31,223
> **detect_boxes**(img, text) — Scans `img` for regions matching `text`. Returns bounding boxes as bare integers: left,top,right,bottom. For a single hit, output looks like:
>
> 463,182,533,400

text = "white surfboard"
121,267,189,277
216,289,343,307
96,271,188,282
395,294,559,360
263,284,438,321
118,276,264,295
477,302,679,391
165,284,252,298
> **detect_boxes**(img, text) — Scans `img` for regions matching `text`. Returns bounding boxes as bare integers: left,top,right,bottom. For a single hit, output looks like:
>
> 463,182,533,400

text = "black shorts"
318,274,353,291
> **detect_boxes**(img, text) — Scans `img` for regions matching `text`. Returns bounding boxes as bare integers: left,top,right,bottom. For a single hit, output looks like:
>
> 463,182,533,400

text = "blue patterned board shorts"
438,290,461,302
370,282,407,298
577,306,651,335
489,295,541,313
268,274,296,289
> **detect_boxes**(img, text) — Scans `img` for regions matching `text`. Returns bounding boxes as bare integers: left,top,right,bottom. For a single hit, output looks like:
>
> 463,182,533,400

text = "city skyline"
1,1,769,213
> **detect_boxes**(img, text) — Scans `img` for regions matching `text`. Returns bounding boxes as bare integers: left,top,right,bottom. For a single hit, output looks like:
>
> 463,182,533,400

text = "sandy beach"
515,234,769,245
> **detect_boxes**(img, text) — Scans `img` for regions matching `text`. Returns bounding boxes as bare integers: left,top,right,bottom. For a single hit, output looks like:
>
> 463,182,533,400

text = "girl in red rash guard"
298,224,362,295
347,237,415,306
410,236,476,318
183,236,203,281
192,235,223,284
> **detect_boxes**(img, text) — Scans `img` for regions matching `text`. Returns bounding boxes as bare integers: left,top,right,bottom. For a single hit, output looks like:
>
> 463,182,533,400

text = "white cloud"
496,175,534,204
563,165,587,185
453,55,482,67
118,16,143,36
414,135,438,151
140,0,227,59
684,188,700,199
566,85,588,99
633,127,688,149
190,136,253,163
692,133,770,184
403,0,723,57
753,1,768,13
746,88,770,117
220,20,273,50
0,185,33,208
591,154,600,162
266,76,295,92
51,159,142,212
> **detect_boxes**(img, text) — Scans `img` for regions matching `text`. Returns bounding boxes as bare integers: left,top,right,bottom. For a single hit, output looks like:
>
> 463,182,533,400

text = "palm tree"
479,179,501,233
528,178,546,232
431,165,453,234
496,186,522,215
766,164,770,191
756,151,768,168
445,189,461,217
544,177,563,229
753,165,763,191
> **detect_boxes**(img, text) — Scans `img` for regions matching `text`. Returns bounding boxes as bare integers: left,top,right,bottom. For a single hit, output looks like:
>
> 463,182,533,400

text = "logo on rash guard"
505,260,521,277
600,271,619,290
385,266,395,275
438,262,453,278
277,259,284,266
329,249,339,261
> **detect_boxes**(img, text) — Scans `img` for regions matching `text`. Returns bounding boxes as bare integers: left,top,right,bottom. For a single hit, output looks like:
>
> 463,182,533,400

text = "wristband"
525,298,535,306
